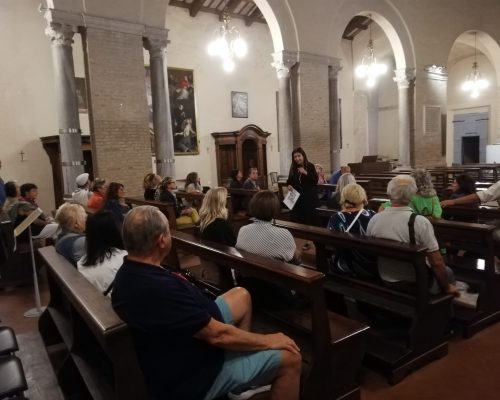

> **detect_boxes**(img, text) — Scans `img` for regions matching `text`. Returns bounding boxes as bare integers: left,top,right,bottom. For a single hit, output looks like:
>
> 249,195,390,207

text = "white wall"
446,53,498,164
0,0,57,212
155,6,279,186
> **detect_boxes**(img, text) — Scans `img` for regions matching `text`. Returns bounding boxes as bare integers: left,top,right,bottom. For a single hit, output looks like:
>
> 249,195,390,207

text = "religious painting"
75,77,88,113
168,67,199,155
231,91,248,118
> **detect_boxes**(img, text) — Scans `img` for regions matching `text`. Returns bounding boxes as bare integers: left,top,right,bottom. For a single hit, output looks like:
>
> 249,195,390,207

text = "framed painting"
75,77,88,113
231,91,248,118
168,68,199,155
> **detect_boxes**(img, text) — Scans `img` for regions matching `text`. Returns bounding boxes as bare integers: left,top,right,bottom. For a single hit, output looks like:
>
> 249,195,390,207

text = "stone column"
393,68,416,167
272,51,296,175
328,60,342,173
45,21,84,195
144,35,175,177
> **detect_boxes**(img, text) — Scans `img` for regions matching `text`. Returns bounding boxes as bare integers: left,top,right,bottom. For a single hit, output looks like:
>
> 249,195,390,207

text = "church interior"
1,0,500,399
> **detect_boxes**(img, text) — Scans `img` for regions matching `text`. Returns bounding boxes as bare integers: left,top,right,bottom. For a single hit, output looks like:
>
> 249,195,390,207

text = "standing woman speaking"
287,147,319,225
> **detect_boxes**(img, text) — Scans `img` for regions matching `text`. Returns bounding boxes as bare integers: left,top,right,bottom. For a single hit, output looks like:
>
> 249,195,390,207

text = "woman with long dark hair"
102,182,130,223
78,211,126,294
286,147,319,225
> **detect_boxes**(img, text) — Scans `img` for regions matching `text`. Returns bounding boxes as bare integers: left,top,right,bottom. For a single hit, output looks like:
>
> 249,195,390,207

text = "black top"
286,161,319,224
103,199,129,223
201,218,236,246
144,188,156,201
229,179,243,189
159,190,182,218
242,178,259,190
112,258,224,400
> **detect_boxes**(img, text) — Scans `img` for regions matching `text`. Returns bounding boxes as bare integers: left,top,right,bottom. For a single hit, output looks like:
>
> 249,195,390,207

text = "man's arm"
194,318,300,355
427,251,459,297
441,193,480,207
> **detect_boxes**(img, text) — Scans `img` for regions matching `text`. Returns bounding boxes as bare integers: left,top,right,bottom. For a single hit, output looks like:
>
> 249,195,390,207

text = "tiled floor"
3,253,500,399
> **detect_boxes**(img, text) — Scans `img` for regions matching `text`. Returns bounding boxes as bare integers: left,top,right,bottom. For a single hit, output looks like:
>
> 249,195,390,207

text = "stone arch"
326,0,415,69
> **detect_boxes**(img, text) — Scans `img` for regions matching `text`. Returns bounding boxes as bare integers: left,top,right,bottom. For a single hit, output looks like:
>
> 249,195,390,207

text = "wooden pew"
442,204,500,224
174,190,204,210
37,246,147,400
125,196,178,228
272,219,453,384
431,219,500,337
169,230,369,400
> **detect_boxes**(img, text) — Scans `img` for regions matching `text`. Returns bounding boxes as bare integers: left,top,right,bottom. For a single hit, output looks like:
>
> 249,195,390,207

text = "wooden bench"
125,196,199,233
169,230,369,400
431,219,500,337
174,190,205,210
272,219,453,384
37,246,147,400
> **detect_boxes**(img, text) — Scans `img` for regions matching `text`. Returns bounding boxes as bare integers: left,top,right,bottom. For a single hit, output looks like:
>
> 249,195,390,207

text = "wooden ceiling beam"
244,5,260,26
189,0,205,17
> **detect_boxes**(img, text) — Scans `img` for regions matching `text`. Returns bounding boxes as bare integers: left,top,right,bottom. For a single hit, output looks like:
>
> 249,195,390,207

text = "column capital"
45,21,76,47
271,50,297,79
144,37,170,59
329,63,343,80
393,68,416,89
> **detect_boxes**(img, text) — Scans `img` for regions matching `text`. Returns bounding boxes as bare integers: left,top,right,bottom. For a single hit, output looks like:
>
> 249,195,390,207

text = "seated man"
242,167,260,190
111,206,301,400
367,175,459,297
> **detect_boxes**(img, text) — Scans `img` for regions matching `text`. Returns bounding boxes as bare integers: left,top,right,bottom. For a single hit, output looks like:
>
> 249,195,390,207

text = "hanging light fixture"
461,32,489,99
207,8,248,73
354,14,387,88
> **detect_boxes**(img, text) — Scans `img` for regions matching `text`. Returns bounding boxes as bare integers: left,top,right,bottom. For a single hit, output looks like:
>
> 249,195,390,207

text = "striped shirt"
236,219,295,262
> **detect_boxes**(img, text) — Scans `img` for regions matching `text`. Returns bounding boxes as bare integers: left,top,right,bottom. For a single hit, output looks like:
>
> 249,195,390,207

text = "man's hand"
447,284,460,297
264,333,300,355
440,199,455,207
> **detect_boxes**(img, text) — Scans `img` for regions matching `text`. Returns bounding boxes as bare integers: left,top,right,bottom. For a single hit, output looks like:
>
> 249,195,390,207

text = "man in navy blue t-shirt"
112,206,301,400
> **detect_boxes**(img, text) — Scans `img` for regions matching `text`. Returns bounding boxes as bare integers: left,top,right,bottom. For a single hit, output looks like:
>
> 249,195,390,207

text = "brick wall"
84,28,151,197
293,59,331,171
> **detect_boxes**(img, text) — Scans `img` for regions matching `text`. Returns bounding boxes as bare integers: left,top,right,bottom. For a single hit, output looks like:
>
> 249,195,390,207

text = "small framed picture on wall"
231,91,248,118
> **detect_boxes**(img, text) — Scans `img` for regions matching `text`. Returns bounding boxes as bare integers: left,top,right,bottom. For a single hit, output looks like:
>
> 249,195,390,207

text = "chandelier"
207,9,248,73
354,14,387,88
461,32,489,99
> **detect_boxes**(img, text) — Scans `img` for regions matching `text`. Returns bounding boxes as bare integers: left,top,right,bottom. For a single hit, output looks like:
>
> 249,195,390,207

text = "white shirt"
72,188,91,207
77,249,127,295
477,180,500,207
367,206,438,283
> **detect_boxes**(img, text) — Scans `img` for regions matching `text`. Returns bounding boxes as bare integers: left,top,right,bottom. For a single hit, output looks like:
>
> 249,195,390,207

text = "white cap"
76,173,89,187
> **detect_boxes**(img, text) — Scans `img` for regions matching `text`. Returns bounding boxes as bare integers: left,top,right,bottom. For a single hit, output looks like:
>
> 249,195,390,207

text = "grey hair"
411,169,436,196
122,206,169,256
387,175,417,205
335,173,356,194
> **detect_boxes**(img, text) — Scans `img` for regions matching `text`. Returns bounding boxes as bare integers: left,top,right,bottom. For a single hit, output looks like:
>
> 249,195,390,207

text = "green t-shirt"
381,195,442,219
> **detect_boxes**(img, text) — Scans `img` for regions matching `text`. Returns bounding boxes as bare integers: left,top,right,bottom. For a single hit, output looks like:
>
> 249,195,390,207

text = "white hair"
387,175,417,205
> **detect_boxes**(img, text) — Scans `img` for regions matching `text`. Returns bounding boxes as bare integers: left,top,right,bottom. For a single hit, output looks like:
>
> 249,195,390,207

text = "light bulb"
462,80,472,91
355,65,368,78
366,77,376,88
207,40,218,57
223,58,235,73
471,90,479,98
232,37,247,58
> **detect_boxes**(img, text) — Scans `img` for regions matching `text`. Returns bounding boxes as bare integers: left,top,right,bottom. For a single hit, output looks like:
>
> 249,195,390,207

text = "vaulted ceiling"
168,0,266,25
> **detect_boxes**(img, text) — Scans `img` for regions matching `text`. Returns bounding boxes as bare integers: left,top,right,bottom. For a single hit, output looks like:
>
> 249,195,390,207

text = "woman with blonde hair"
199,187,235,246
326,183,377,277
328,172,356,209
55,202,87,266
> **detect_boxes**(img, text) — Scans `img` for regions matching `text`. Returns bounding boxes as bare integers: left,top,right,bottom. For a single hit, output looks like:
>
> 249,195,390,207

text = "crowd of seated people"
4,161,498,399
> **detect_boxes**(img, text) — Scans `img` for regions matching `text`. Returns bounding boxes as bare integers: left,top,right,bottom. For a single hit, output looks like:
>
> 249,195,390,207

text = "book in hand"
14,208,43,237
283,187,300,210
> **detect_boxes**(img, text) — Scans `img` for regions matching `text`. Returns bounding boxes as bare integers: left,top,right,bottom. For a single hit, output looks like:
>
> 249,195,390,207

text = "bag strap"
408,212,417,245
345,209,364,233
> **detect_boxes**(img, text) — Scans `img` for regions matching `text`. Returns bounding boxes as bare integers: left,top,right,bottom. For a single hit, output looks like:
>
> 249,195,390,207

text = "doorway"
452,112,488,164
461,136,479,164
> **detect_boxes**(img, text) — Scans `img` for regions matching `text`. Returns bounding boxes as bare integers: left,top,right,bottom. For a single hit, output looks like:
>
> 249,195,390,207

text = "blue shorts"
203,297,281,400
